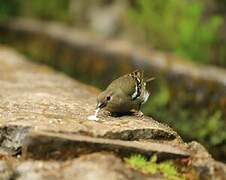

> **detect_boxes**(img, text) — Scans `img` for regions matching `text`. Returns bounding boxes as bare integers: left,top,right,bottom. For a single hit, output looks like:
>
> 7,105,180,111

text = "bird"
96,70,155,116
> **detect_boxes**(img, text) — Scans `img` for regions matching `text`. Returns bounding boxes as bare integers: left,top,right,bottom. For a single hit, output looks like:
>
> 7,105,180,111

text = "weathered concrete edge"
23,130,190,160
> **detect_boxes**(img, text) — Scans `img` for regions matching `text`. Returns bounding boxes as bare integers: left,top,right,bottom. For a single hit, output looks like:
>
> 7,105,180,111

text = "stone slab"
23,131,189,160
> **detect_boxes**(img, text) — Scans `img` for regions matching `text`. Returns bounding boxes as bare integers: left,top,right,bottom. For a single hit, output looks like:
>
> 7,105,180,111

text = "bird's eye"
106,96,111,101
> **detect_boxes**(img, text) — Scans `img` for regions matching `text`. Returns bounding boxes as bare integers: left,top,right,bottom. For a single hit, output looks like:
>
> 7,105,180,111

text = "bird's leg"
103,110,111,117
133,110,144,117
130,109,144,117
131,103,144,117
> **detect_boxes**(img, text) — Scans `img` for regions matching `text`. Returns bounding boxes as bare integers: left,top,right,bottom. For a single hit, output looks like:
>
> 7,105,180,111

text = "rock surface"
14,153,162,180
0,46,225,179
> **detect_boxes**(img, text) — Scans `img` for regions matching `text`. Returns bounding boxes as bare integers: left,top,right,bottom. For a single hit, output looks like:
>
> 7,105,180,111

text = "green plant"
176,2,223,64
0,0,71,22
125,154,185,180
0,0,20,20
19,0,70,21
197,110,226,146
128,0,224,64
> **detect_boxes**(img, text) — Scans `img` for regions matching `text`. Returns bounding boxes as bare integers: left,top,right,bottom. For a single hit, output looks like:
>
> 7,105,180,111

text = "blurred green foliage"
0,0,20,20
20,0,70,21
0,0,225,65
125,154,185,180
128,0,225,65
0,0,70,21
143,80,226,158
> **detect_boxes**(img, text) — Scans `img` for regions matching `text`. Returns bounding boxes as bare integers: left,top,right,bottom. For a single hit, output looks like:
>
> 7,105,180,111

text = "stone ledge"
23,131,189,160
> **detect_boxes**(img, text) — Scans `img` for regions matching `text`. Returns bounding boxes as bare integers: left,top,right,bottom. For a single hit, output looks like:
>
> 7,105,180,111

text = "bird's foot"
132,110,144,117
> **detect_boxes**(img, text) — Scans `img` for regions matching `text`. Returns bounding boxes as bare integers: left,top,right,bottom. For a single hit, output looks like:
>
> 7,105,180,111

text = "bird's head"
96,90,114,110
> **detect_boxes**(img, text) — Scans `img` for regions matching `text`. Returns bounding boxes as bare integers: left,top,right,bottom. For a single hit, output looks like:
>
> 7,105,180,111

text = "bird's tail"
146,77,155,83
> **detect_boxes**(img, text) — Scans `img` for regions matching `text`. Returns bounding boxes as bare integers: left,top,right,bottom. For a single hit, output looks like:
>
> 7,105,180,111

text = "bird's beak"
96,101,107,109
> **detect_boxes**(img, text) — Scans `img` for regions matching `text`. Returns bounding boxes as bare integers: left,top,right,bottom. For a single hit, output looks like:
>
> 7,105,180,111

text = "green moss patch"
125,154,185,180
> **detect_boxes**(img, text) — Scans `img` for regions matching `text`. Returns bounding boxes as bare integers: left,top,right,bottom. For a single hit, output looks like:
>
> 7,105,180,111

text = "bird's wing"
108,70,144,100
